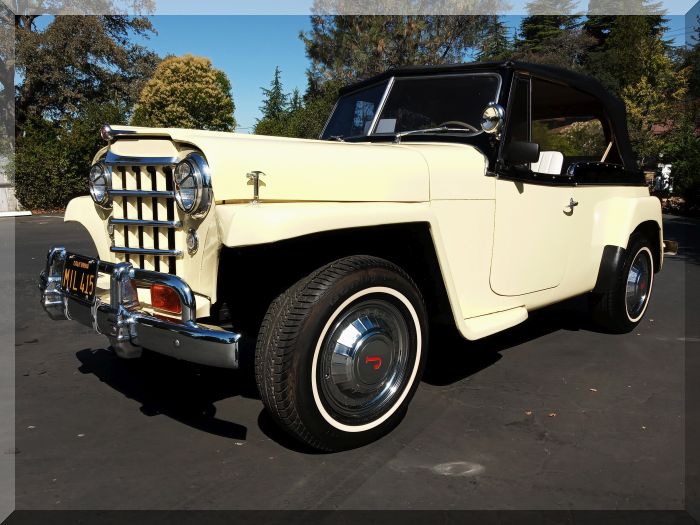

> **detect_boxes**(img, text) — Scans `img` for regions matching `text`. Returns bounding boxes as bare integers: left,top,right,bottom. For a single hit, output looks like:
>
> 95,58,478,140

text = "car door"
490,75,578,296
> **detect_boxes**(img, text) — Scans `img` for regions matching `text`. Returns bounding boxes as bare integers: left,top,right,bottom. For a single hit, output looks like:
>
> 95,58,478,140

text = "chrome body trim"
174,153,213,219
90,161,113,209
39,246,240,368
108,189,175,198
104,151,178,166
108,217,182,229
101,124,138,142
110,246,183,257
368,76,395,136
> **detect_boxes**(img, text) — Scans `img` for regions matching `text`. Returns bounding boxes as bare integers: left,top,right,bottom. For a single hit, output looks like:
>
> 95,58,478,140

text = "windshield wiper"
327,135,345,142
393,126,481,144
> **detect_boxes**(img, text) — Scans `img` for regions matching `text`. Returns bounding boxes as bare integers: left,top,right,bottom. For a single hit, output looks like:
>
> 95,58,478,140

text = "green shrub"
12,103,125,210
664,118,700,211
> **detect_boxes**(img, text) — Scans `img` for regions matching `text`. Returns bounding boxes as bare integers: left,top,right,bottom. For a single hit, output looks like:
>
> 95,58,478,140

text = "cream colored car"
39,61,675,451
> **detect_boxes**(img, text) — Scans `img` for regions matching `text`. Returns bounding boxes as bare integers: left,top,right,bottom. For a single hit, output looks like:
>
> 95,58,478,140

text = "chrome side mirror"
481,102,505,135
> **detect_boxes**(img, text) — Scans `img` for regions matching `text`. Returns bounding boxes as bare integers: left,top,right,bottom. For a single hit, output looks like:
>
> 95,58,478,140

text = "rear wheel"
590,233,655,333
254,255,428,451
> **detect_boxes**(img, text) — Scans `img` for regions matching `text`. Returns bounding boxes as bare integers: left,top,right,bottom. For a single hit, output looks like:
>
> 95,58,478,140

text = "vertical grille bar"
148,166,161,272
135,166,145,269
112,167,125,265
155,168,169,272
164,166,177,275
108,160,183,276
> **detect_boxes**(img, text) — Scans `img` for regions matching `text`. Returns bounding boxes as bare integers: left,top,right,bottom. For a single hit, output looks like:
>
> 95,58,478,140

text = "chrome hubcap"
318,297,411,422
626,249,652,320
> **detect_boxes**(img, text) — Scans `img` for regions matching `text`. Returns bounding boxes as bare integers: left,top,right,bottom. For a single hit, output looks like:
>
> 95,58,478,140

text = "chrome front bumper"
38,246,241,368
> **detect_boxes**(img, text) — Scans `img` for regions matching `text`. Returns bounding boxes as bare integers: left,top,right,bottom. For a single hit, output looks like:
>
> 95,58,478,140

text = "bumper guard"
38,246,240,368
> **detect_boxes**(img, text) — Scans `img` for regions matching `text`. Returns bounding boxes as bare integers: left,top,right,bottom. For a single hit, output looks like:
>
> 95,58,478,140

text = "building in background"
0,152,21,214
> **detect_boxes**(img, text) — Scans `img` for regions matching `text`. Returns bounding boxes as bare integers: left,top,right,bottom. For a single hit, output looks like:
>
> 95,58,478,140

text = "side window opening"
530,77,621,175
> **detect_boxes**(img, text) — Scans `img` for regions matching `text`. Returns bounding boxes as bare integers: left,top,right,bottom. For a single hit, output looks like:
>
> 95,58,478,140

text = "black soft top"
340,60,636,169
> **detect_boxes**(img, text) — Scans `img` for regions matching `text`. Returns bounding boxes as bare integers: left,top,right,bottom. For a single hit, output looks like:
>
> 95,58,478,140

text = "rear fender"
591,196,663,268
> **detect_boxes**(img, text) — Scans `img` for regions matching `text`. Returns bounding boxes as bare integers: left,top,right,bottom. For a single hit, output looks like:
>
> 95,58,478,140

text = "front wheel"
254,256,428,451
589,233,655,333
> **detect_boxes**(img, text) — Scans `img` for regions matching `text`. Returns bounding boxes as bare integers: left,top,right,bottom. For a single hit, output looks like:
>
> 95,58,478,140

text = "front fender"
216,202,433,247
64,196,113,261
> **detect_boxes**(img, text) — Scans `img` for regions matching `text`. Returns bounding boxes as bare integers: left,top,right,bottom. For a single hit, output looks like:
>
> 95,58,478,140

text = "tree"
675,16,700,118
516,0,581,52
255,66,340,139
301,15,493,89
476,16,512,61
618,31,689,164
131,54,236,131
7,9,158,209
12,101,127,209
12,14,159,140
512,1,592,69
289,88,303,112
584,15,669,91
259,66,288,122
663,115,700,211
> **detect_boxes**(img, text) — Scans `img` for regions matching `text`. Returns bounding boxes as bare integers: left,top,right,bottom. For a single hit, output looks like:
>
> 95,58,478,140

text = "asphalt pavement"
9,213,697,511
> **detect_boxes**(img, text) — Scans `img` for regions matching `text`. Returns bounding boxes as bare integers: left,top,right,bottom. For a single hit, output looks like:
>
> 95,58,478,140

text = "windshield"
321,81,389,139
321,73,501,140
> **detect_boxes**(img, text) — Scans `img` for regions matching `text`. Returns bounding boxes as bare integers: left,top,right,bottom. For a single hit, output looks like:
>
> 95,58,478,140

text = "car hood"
108,127,432,203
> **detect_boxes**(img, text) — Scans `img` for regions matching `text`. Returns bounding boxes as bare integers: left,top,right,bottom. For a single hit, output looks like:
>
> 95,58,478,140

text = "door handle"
564,198,579,213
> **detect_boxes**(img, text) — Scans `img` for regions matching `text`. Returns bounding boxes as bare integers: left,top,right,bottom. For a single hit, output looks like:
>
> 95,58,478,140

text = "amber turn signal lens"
150,284,182,315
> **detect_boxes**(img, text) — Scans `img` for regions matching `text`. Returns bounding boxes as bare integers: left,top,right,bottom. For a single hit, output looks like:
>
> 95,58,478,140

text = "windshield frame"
320,72,503,140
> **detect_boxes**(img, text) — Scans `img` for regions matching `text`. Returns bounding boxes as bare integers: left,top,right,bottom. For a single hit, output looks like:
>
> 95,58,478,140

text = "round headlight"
174,153,212,218
89,162,111,208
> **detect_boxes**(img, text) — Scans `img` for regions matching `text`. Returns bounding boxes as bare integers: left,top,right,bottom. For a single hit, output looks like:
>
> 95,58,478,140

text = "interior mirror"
480,102,505,135
504,141,540,165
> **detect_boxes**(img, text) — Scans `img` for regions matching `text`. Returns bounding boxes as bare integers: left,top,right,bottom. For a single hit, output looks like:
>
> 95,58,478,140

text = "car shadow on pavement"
75,347,255,441
423,295,592,386
73,294,596,449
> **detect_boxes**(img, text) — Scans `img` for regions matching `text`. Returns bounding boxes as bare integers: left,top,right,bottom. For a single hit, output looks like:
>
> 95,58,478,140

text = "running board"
461,307,528,340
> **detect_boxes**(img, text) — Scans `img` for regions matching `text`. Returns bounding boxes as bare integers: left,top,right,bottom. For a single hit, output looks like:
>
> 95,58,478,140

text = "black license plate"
62,253,99,304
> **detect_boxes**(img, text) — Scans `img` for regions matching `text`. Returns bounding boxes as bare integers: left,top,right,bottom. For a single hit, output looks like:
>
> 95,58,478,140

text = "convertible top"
340,60,637,169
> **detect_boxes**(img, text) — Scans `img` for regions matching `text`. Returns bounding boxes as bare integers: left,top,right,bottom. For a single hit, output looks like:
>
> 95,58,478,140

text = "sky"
136,16,313,133
134,15,690,133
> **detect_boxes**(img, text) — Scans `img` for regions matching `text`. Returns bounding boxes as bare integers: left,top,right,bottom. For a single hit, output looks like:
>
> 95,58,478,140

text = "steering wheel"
438,121,480,133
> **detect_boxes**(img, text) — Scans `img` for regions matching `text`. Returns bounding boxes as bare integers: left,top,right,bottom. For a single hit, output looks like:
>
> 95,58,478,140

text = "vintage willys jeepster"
39,61,675,451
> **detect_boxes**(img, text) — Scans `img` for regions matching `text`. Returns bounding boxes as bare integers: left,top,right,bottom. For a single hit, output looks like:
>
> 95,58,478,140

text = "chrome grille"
108,162,183,274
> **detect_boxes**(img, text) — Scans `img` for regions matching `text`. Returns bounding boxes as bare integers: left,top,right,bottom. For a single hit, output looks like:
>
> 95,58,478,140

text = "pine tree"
289,88,303,113
584,13,667,52
516,0,581,53
259,66,288,122
301,15,491,87
477,16,511,61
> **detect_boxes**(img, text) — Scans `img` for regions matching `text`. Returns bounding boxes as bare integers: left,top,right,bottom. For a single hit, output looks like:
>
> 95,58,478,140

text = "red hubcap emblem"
365,356,382,370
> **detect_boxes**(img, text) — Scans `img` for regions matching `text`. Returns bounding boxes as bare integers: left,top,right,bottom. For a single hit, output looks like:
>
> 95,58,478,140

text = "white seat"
531,151,564,175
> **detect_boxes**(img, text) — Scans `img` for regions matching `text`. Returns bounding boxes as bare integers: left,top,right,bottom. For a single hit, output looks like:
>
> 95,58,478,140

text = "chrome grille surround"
105,152,184,275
